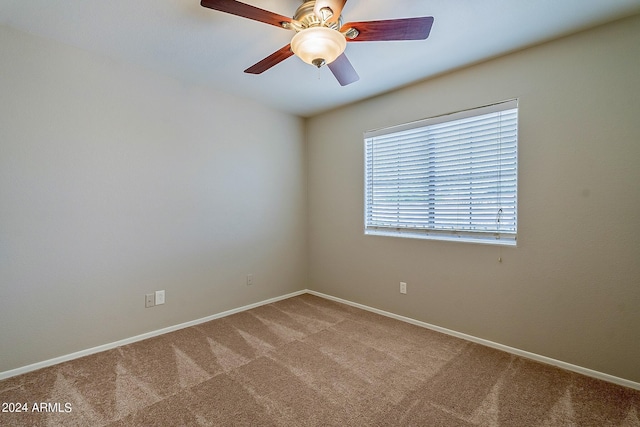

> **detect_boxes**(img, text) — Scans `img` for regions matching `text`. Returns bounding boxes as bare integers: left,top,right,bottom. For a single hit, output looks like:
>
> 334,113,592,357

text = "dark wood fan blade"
244,44,294,74
314,0,348,23
341,17,434,42
327,53,359,86
201,0,291,28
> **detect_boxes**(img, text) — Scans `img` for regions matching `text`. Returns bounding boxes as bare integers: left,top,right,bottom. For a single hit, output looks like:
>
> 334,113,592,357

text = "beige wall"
307,15,640,382
0,25,307,373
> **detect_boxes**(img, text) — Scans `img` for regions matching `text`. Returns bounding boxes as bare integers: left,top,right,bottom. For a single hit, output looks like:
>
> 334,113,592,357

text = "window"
364,100,518,245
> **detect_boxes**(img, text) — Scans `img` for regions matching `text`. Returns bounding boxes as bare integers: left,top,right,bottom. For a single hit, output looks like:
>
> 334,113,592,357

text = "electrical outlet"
145,293,155,308
400,282,407,294
247,274,254,286
155,290,165,305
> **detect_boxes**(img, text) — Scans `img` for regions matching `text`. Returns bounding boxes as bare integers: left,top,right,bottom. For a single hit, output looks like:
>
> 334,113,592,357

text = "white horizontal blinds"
365,100,518,244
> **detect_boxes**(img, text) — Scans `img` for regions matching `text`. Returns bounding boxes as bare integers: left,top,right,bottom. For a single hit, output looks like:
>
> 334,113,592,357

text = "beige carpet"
1,294,639,426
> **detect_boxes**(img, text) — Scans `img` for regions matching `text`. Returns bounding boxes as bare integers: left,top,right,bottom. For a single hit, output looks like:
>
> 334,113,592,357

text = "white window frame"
364,100,518,246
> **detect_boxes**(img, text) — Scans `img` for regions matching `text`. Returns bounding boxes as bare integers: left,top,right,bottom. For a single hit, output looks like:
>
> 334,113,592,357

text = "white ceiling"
2,0,639,117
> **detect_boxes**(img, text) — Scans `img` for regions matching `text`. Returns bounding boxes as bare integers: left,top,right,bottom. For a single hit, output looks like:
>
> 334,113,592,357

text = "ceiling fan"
200,0,434,86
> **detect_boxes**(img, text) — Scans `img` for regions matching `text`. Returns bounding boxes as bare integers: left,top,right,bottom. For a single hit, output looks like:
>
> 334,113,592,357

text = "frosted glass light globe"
291,27,346,68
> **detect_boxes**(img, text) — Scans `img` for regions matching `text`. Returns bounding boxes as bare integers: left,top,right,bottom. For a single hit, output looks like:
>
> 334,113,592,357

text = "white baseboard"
0,290,306,381
307,290,640,391
2,288,639,391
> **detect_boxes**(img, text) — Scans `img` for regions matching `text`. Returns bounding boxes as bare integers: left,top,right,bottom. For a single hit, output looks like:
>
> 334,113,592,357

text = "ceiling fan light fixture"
291,27,346,68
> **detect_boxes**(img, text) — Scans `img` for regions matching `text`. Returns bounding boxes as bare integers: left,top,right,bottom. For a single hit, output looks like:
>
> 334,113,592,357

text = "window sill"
364,229,517,247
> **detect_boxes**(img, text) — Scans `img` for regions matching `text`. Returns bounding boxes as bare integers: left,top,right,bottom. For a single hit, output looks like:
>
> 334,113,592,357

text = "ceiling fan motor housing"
293,1,342,30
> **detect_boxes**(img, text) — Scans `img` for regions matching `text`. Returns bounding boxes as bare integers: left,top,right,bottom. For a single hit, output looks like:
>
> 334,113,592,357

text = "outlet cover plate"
155,290,165,305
